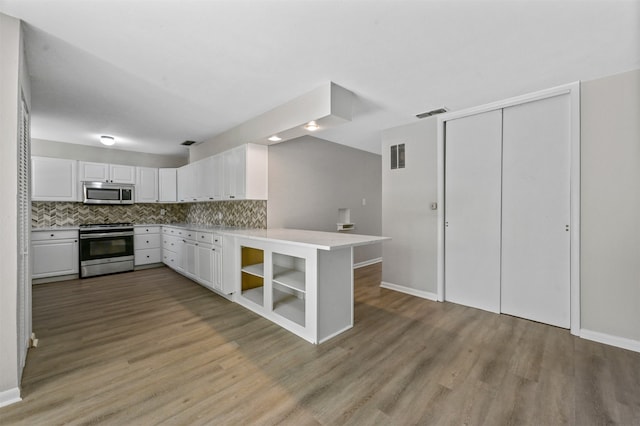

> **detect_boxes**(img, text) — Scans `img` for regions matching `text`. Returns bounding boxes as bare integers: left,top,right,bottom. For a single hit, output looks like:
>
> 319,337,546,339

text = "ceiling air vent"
416,107,448,119
181,140,196,146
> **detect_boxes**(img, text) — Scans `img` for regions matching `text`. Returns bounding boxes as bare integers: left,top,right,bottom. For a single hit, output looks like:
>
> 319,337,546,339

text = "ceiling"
1,0,638,157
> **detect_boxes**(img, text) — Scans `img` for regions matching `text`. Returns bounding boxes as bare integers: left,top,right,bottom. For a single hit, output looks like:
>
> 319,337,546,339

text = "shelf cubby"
241,246,264,306
272,286,305,326
271,253,306,325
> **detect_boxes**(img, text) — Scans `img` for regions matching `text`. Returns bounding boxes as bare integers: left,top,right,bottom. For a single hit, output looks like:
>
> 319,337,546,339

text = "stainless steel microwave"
82,181,135,205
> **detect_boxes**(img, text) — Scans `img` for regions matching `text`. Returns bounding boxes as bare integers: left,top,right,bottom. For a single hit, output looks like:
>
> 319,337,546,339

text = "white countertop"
33,223,389,250
222,228,390,251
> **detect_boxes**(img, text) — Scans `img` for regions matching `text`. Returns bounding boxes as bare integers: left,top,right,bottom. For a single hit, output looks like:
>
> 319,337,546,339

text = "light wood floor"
1,264,639,425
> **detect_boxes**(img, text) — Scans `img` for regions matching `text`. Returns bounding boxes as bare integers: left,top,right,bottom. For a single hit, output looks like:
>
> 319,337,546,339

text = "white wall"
581,69,640,344
0,12,23,405
31,138,187,168
381,118,438,297
267,136,382,264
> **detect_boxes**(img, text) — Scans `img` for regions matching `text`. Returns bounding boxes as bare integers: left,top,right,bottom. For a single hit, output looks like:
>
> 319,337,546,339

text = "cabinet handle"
146,240,149,244
50,234,54,237
229,195,235,199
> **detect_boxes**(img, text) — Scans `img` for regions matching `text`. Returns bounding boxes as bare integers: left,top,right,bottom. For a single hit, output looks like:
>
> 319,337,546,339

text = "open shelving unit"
232,235,356,344
240,246,264,307
271,254,306,326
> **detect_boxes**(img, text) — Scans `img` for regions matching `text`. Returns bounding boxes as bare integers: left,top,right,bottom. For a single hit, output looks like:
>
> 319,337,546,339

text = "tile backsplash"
32,200,267,229
186,201,267,228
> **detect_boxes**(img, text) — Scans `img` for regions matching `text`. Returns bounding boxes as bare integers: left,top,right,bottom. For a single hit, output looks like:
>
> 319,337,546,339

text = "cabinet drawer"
135,226,161,235
163,227,184,236
135,248,161,265
162,250,179,268
162,235,181,250
196,232,214,245
32,230,78,241
134,233,161,249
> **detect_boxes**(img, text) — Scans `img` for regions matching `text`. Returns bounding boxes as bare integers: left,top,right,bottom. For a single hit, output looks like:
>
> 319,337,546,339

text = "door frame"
435,82,581,335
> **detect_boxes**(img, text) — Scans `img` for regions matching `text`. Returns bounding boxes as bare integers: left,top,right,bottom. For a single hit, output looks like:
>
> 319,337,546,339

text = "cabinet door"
444,110,503,313
212,246,222,291
501,94,571,328
32,239,79,278
223,146,245,199
199,156,217,201
79,161,109,182
159,168,177,202
32,157,77,201
192,158,208,201
183,241,197,277
211,154,224,200
196,244,214,288
177,164,195,202
110,164,136,184
136,167,159,203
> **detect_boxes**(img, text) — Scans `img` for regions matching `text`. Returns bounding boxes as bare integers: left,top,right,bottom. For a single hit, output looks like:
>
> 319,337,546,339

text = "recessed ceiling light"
304,121,319,131
268,135,282,142
100,135,115,146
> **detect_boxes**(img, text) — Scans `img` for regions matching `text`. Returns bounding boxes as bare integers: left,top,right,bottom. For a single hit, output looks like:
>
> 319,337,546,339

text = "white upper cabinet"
79,161,136,184
223,143,268,200
135,167,159,203
32,157,78,201
197,156,218,201
223,146,244,199
177,144,268,203
158,168,177,202
78,161,109,182
177,163,196,202
211,154,224,200
110,164,136,184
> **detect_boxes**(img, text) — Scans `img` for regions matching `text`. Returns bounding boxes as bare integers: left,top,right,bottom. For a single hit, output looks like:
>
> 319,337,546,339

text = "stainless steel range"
79,223,135,278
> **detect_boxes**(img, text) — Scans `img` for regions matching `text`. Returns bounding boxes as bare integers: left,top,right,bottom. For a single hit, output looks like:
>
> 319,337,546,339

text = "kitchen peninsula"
161,224,388,343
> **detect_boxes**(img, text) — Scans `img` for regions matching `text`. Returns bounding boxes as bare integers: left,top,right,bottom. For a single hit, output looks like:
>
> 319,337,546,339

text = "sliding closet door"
501,94,571,328
444,110,502,313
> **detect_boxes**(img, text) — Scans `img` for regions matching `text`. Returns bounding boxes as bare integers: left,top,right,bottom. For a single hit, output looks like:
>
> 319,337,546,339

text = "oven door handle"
80,231,134,239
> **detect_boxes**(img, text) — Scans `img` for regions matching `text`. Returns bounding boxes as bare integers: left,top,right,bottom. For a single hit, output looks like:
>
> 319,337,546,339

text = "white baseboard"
580,329,640,353
0,387,21,408
380,281,438,301
354,257,382,269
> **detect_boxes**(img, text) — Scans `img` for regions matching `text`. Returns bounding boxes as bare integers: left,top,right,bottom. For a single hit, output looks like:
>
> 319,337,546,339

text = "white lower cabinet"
234,237,353,344
134,226,162,266
32,230,79,279
162,227,184,271
162,226,227,294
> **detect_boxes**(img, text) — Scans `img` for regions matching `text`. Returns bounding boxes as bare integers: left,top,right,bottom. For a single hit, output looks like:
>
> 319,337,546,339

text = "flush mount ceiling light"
268,135,282,142
304,121,320,131
100,135,115,146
